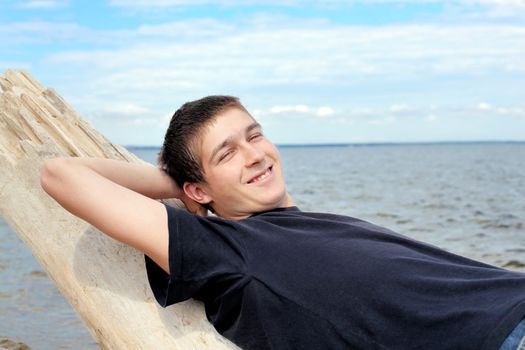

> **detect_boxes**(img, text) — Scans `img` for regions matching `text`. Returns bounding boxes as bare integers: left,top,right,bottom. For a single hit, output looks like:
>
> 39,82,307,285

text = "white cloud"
316,106,334,117
477,102,493,110
472,102,525,117
389,104,410,112
136,20,236,39
449,0,525,20
7,13,521,140
99,103,151,116
425,114,438,122
462,0,525,10
495,106,525,117
0,21,87,44
349,107,377,117
58,22,525,68
41,20,525,112
125,118,159,126
265,105,335,119
88,103,166,126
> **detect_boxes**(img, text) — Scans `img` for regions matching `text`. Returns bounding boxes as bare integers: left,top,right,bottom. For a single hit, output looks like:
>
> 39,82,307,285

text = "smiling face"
183,107,293,220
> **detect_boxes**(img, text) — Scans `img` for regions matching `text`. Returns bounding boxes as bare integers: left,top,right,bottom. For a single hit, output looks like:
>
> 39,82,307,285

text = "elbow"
40,157,67,195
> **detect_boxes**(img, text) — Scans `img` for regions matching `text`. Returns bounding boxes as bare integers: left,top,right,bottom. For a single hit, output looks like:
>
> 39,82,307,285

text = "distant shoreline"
125,140,525,150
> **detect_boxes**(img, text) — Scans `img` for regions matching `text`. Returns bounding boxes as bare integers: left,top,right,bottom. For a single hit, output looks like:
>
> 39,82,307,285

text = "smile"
248,166,273,184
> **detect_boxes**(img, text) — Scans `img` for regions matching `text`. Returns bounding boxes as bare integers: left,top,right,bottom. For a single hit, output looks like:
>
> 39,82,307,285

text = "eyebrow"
208,122,261,164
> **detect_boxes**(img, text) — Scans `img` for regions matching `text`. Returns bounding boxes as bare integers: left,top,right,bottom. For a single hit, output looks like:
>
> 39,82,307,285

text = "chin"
257,188,289,209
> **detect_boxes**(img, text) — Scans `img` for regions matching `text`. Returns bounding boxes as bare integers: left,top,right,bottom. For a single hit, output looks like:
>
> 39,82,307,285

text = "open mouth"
247,165,273,184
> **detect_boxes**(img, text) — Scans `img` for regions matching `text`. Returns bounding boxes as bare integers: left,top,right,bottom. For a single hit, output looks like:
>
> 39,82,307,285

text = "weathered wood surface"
0,70,238,350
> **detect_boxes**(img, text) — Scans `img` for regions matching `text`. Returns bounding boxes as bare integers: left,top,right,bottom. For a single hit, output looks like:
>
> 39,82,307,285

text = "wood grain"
0,70,238,350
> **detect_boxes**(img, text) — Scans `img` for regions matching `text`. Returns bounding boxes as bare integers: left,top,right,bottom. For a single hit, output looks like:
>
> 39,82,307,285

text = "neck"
216,193,294,221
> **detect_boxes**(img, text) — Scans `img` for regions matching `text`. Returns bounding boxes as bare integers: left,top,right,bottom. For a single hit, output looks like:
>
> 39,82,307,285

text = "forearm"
42,157,182,200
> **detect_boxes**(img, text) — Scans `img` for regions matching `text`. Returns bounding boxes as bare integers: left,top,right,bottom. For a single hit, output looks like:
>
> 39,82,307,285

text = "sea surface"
1,142,524,349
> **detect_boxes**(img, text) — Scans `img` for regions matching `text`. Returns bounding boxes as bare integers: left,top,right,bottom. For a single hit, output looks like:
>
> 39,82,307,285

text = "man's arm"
40,157,182,273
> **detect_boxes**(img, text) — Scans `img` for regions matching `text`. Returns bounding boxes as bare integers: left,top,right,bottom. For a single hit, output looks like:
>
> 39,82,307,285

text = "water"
1,143,524,348
0,218,97,349
279,143,525,266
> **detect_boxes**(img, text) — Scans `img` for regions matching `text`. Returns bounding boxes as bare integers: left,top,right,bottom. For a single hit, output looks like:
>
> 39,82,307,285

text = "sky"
1,0,524,146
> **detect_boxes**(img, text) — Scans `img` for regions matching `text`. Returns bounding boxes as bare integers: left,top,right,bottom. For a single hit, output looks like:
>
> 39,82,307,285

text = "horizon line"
124,140,525,149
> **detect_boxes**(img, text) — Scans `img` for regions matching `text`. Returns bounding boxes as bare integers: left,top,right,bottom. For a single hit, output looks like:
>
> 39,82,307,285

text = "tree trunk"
0,70,238,350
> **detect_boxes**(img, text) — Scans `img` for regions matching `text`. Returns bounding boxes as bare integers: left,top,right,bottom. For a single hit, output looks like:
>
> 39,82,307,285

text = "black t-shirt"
145,205,525,350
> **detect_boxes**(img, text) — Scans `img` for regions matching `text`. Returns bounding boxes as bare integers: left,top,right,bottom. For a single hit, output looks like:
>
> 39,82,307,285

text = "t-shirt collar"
248,206,300,218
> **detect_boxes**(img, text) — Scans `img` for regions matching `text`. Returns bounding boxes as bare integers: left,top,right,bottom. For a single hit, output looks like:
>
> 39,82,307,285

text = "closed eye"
218,149,234,163
248,133,262,142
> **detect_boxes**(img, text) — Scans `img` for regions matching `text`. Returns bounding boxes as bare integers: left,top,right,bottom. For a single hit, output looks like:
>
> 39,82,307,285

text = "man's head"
159,96,292,219
159,96,246,188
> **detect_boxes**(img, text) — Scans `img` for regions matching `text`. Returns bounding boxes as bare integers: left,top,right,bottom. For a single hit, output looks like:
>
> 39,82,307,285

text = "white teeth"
250,169,270,183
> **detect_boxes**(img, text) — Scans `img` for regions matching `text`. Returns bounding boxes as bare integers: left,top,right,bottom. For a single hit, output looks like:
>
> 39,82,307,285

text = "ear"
183,182,213,205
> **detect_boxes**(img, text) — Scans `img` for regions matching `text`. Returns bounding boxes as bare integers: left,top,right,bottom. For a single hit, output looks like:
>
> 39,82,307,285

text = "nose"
243,142,264,167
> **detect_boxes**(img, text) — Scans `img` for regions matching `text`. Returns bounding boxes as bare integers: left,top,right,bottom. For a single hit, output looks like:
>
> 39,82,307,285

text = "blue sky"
1,0,524,146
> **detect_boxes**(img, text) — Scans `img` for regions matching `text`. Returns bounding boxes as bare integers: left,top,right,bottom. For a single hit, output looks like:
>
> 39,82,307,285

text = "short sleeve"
144,204,246,307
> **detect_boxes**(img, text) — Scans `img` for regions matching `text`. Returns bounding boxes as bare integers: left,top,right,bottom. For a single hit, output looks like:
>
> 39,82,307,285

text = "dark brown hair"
158,95,248,187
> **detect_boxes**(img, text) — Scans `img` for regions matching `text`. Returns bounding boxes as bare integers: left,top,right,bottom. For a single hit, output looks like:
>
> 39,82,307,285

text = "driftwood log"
0,70,238,349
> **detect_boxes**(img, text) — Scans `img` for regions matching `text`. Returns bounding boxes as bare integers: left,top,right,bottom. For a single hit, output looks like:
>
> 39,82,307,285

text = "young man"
41,96,525,350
